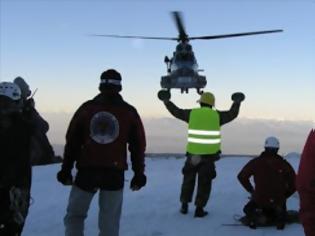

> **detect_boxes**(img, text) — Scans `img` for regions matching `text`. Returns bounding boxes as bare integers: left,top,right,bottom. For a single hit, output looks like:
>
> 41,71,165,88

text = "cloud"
43,112,313,155
143,117,314,155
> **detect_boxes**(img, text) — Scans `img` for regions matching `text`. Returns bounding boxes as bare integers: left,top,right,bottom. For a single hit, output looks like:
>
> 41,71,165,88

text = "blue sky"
1,0,314,121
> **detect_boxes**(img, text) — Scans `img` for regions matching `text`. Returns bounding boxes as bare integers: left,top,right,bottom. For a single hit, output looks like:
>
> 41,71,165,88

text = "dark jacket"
238,151,296,207
0,113,32,188
297,130,315,236
23,100,58,166
297,129,315,194
61,92,146,175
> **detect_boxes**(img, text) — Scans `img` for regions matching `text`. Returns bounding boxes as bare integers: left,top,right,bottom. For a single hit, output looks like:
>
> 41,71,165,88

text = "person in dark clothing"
158,90,245,217
237,136,296,230
13,77,61,166
0,82,33,236
297,129,315,236
57,69,146,236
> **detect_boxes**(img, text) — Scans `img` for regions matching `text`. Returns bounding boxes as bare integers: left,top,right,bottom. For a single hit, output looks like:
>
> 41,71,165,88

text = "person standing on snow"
158,90,245,217
296,129,315,236
0,82,33,236
237,137,296,230
57,69,146,236
13,76,61,166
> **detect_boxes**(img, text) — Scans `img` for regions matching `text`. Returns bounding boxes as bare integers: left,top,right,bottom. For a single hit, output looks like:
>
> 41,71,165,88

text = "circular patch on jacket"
90,111,119,144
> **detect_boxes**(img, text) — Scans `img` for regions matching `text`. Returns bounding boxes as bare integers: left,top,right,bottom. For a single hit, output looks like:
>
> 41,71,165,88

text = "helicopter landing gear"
180,88,189,93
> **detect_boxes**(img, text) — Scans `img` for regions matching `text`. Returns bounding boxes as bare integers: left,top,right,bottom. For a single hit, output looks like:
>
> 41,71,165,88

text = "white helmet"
264,136,280,149
0,82,22,101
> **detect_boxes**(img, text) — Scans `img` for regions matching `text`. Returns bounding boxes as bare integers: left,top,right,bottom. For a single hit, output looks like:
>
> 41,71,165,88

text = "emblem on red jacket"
90,111,119,144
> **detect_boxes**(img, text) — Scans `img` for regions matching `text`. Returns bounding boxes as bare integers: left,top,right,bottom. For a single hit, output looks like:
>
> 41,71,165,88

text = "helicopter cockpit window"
185,44,192,51
176,44,183,51
175,52,194,62
176,44,192,52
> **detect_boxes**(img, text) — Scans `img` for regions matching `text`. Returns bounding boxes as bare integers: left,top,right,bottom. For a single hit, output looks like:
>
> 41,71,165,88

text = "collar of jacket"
260,151,282,159
93,92,123,105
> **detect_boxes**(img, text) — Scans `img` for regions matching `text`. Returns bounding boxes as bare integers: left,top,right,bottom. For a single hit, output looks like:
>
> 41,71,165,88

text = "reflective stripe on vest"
186,107,221,155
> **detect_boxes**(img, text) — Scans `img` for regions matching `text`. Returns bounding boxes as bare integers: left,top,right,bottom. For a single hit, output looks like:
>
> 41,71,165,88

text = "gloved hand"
57,169,73,186
231,92,245,103
157,90,171,102
130,173,147,191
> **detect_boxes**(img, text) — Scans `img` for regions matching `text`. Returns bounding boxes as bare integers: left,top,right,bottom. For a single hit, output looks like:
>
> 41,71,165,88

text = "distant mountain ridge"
46,112,312,155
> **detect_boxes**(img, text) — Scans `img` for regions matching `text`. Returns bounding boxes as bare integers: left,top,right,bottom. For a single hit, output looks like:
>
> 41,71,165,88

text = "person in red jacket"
57,69,146,236
237,137,296,230
296,129,315,236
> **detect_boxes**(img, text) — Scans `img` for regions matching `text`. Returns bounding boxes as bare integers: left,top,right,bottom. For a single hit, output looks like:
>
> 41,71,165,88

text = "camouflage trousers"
0,186,30,236
180,156,217,208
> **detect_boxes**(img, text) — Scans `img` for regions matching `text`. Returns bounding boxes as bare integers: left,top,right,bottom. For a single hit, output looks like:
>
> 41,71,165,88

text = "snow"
23,155,304,236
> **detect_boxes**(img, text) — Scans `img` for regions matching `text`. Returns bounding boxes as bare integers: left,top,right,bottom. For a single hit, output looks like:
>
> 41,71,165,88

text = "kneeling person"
237,137,296,230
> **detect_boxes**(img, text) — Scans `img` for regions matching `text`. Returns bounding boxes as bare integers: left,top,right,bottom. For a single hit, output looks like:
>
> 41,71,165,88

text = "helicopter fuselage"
161,42,206,93
93,11,283,94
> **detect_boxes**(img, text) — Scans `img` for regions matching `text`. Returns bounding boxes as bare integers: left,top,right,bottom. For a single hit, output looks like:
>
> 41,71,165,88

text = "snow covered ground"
23,155,304,236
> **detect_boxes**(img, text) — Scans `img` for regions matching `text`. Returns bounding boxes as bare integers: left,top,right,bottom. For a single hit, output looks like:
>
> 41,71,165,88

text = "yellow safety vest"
186,107,221,155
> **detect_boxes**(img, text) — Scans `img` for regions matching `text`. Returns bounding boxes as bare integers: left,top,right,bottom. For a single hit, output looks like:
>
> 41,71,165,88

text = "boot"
194,207,208,217
180,203,188,214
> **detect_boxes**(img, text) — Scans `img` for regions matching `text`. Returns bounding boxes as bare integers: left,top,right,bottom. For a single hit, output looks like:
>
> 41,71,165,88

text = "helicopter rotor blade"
188,29,283,40
90,34,178,41
172,11,188,41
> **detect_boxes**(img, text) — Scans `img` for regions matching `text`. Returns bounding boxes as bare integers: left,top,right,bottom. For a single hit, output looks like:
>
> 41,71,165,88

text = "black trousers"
180,156,217,207
0,187,30,236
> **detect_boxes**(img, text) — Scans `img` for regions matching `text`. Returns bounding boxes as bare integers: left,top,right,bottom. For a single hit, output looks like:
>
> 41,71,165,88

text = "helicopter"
92,11,283,94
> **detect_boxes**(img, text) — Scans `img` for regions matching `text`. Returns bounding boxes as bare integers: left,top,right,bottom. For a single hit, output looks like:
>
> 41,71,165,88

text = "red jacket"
296,129,315,236
238,151,296,207
297,129,315,193
61,93,146,174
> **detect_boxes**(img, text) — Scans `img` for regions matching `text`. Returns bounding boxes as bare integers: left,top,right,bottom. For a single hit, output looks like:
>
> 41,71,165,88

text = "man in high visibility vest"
158,90,245,217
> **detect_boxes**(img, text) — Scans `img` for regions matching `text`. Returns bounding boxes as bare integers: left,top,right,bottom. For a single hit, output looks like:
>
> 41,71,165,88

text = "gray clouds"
44,112,314,155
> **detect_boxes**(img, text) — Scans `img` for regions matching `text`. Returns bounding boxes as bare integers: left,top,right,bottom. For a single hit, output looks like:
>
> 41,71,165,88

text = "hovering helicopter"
92,11,283,94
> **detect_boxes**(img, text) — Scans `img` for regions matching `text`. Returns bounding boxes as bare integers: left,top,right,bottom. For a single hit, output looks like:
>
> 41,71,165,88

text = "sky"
1,0,314,121
1,0,314,154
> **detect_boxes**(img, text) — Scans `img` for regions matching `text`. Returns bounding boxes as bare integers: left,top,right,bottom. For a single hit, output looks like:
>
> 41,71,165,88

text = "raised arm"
218,92,245,126
158,90,190,123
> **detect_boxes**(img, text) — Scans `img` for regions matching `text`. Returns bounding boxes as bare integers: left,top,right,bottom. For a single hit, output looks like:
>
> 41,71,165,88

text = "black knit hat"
99,69,122,93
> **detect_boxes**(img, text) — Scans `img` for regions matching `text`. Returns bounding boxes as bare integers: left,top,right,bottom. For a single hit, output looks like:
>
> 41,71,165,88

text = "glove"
231,92,245,103
157,90,171,101
130,174,147,191
57,169,73,186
